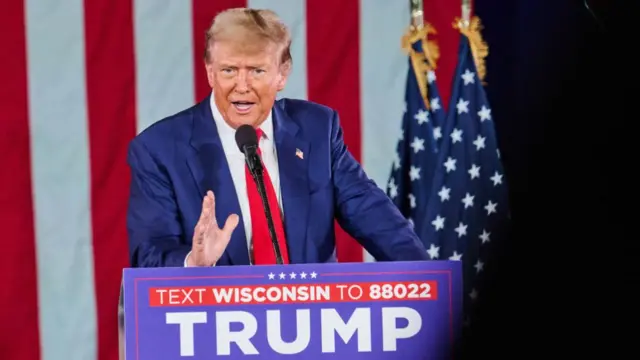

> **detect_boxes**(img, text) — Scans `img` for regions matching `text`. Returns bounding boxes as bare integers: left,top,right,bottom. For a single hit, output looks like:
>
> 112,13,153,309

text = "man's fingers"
221,214,240,235
207,190,215,214
210,214,239,259
207,190,215,206
198,195,208,222
193,223,205,245
205,191,219,228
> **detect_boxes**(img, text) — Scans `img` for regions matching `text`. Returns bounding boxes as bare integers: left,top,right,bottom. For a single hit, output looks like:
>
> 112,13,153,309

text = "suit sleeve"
126,139,191,267
329,110,429,261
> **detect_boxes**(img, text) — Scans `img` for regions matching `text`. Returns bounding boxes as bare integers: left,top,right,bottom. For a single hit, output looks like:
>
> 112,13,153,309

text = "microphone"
235,124,263,176
235,125,284,265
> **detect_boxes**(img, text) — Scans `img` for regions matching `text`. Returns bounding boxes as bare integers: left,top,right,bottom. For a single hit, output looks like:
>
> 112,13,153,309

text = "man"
126,8,429,267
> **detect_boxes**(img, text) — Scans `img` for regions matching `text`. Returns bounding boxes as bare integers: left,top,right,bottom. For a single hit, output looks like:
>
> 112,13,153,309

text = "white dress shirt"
185,95,284,266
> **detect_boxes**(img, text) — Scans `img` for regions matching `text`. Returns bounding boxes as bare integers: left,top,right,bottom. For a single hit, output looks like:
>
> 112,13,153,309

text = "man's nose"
234,72,250,93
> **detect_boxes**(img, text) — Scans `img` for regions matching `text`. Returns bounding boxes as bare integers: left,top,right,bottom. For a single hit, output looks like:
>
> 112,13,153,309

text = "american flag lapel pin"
295,148,304,159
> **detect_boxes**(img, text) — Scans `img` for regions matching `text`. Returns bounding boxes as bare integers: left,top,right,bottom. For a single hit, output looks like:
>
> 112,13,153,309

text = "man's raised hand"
187,191,239,267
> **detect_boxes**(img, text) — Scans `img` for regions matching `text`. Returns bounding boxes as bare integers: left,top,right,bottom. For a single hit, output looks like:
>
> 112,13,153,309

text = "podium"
118,260,462,359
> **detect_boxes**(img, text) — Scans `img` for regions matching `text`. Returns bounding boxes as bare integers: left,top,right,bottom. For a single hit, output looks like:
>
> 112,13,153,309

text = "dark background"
458,0,631,357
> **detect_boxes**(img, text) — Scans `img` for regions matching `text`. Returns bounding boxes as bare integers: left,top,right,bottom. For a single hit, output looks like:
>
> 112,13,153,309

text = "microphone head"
235,124,258,153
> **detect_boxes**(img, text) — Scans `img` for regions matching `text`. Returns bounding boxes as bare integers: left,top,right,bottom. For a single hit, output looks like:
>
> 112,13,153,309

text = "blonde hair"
204,8,292,67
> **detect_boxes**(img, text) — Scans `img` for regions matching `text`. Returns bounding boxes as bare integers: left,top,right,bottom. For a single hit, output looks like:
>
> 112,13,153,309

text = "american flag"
386,27,446,234
420,28,510,314
0,0,466,359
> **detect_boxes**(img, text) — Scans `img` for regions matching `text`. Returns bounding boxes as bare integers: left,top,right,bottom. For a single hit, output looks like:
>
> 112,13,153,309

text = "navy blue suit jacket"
126,96,428,267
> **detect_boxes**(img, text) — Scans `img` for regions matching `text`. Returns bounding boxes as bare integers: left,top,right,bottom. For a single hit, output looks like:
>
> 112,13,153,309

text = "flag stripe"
247,0,308,101
134,0,196,133
83,1,137,359
306,0,363,262
359,0,411,262
360,0,410,186
25,0,98,359
0,1,41,359
191,0,248,103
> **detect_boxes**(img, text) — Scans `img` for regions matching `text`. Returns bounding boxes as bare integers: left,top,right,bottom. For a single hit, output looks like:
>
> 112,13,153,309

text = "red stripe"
192,0,248,103
306,0,363,262
83,0,137,359
0,2,41,359
424,0,464,109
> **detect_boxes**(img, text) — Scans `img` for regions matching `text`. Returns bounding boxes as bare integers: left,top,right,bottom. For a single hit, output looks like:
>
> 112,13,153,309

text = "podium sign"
122,260,462,359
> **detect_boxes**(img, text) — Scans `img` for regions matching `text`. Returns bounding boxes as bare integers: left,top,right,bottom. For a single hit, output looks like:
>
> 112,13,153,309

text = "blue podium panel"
122,260,462,359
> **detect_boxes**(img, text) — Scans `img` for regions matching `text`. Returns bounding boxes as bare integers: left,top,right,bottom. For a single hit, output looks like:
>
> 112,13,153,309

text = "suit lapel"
186,96,250,265
273,102,310,264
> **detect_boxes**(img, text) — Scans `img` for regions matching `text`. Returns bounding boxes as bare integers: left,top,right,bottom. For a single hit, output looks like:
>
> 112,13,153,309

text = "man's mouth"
231,101,254,112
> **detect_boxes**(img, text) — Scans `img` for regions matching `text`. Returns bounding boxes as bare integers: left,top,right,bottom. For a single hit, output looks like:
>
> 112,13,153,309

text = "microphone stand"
246,151,284,265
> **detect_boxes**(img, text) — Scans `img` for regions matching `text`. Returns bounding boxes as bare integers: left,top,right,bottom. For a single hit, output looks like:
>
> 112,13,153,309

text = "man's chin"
225,112,261,129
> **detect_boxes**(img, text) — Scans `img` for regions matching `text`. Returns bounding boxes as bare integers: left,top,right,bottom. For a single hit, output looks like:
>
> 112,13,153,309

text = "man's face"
206,41,288,129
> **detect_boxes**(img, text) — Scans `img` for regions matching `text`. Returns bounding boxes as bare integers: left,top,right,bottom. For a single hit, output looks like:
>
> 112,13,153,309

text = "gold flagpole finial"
454,0,488,83
403,0,439,110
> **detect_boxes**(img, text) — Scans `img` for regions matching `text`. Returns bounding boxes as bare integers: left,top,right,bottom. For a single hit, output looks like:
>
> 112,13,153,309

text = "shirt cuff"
184,251,216,267
184,251,191,267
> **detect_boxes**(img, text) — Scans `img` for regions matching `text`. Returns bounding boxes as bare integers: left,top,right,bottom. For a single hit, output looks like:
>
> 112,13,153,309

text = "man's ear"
276,61,291,91
205,61,215,88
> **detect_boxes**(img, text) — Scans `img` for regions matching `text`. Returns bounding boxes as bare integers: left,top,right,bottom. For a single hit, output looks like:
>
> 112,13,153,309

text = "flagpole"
461,0,471,28
410,0,424,31
407,0,438,69
404,0,440,109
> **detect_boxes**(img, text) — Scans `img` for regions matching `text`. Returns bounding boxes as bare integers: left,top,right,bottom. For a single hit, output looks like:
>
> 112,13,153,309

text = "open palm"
188,191,239,266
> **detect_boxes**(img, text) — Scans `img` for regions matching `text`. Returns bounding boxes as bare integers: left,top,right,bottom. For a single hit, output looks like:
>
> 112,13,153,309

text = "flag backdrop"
0,0,463,359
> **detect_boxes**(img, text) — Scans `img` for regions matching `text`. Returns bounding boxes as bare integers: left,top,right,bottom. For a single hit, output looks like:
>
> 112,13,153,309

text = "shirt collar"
209,93,274,143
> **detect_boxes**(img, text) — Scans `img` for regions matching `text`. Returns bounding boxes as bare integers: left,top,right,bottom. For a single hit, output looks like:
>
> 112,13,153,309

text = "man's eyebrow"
218,63,268,68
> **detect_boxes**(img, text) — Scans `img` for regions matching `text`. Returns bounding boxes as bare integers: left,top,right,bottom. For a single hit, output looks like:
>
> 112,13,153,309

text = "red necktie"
245,128,290,265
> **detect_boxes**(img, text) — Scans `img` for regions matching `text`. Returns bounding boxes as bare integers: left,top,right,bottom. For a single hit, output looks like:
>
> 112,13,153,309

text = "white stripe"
249,0,308,100
359,0,410,262
134,0,196,133
25,1,97,359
